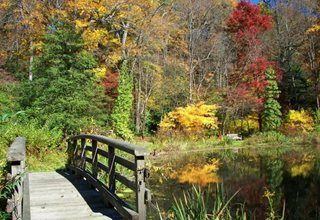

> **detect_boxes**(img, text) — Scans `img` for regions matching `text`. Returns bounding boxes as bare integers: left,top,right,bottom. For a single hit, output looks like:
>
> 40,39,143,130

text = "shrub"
283,109,314,134
229,114,259,135
244,131,289,145
159,102,220,138
0,120,62,155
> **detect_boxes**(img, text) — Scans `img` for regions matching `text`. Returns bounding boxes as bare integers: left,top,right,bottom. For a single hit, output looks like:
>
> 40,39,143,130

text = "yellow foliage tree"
283,109,314,133
229,114,260,134
159,102,220,137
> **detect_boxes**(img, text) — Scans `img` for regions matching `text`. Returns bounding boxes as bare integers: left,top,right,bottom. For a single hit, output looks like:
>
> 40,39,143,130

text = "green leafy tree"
111,60,133,139
20,21,104,134
262,67,282,131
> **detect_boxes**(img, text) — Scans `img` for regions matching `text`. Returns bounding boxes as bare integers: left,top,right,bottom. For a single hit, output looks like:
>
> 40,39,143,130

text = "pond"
146,147,320,219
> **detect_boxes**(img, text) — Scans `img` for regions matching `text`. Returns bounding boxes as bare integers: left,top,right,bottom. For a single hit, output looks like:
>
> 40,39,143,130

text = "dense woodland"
0,1,320,219
0,0,319,139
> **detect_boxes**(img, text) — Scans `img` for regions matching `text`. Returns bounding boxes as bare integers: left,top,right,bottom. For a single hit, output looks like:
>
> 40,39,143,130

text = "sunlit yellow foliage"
230,114,260,133
33,42,44,55
307,24,320,33
284,109,314,133
82,29,110,49
291,154,315,177
170,159,220,187
159,102,220,136
94,67,107,79
75,20,89,29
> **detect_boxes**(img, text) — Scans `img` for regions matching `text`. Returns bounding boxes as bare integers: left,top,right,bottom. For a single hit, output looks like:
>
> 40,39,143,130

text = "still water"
146,147,320,219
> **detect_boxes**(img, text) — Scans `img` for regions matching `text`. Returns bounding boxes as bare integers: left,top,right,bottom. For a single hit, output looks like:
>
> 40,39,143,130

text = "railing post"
80,138,86,171
72,139,78,166
135,156,146,220
108,145,116,198
6,137,27,220
92,140,98,178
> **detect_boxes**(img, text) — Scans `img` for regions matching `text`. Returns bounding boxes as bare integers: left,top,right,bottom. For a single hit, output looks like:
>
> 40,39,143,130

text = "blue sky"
251,0,260,4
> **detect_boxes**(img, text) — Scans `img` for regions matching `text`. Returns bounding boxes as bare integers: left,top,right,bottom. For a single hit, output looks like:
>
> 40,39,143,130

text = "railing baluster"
73,139,78,166
81,138,86,170
108,145,116,194
92,140,98,178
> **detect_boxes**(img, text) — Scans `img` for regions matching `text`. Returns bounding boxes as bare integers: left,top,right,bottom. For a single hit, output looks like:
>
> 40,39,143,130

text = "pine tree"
262,67,282,131
20,20,104,134
111,60,133,139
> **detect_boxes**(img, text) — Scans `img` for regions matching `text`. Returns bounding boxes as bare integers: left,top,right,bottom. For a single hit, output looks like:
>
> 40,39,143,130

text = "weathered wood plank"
29,171,122,219
7,137,26,162
68,165,139,220
115,155,136,171
23,172,30,220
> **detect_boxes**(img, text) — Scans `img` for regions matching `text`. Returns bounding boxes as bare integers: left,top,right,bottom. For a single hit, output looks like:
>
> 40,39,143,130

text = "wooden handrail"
6,137,30,220
67,134,151,220
68,134,147,156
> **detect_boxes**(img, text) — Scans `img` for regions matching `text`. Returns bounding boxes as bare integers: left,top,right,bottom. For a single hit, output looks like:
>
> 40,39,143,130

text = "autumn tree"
226,0,274,130
0,0,64,80
159,102,220,138
62,0,171,136
226,0,273,96
170,0,234,103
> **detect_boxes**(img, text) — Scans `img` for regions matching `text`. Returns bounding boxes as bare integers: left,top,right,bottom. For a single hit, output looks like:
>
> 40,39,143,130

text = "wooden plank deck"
29,171,122,220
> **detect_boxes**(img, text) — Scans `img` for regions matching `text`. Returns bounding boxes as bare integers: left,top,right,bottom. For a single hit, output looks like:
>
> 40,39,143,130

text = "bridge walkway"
29,171,122,220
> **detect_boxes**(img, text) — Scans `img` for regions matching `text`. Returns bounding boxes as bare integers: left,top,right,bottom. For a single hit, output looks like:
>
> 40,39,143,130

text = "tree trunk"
135,63,142,134
29,40,33,81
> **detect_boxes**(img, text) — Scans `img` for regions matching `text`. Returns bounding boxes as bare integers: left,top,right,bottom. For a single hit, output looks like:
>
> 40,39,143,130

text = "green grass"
135,130,320,156
27,149,68,172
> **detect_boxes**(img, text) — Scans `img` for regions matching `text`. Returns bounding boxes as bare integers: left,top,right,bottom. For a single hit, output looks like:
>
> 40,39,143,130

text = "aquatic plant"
169,184,243,220
263,188,285,220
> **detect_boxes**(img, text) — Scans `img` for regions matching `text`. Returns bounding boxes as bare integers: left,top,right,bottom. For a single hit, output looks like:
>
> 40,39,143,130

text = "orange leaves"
159,102,220,137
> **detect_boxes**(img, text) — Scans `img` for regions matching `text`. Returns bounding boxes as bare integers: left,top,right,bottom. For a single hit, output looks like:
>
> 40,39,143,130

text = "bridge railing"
6,137,30,220
67,134,150,220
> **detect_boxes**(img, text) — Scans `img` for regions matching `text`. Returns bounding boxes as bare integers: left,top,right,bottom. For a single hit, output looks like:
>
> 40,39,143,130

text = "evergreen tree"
111,60,133,139
262,67,282,131
20,21,104,134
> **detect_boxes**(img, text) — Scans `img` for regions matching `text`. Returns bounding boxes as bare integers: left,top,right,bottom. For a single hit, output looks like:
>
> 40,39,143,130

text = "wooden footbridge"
6,135,151,220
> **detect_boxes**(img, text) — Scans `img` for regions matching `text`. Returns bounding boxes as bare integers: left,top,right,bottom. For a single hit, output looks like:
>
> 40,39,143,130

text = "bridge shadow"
55,169,122,219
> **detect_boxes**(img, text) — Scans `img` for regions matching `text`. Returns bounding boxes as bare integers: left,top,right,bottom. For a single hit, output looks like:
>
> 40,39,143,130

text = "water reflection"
148,148,320,219
170,159,220,186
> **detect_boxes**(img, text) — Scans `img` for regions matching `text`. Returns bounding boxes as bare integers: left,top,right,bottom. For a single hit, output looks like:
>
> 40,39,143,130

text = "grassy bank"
133,131,320,156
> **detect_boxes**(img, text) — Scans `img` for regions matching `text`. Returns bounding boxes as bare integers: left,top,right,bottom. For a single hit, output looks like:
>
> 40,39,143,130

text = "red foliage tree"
102,71,119,100
226,0,274,104
227,0,272,63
